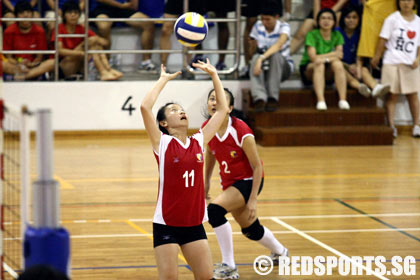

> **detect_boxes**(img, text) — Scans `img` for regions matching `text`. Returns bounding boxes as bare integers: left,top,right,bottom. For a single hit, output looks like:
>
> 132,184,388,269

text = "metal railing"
2,0,243,81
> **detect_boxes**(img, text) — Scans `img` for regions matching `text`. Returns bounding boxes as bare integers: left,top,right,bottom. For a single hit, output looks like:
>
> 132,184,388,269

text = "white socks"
257,226,287,255
214,222,236,268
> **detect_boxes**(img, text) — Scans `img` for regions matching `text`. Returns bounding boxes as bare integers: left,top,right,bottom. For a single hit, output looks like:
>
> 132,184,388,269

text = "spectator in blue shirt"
338,4,390,98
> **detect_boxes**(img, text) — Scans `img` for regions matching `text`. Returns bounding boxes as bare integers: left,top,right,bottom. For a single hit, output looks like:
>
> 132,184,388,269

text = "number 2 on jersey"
183,170,195,187
222,161,231,174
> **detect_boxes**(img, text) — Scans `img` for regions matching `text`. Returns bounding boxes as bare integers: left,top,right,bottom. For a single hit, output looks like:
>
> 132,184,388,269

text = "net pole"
20,107,30,244
33,109,59,229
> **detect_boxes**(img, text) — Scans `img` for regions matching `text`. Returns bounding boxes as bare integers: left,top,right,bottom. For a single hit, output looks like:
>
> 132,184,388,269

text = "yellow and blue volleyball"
174,12,208,47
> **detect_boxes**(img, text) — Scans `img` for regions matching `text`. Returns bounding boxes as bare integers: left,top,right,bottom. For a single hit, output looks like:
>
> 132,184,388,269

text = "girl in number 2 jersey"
203,89,289,279
140,60,229,280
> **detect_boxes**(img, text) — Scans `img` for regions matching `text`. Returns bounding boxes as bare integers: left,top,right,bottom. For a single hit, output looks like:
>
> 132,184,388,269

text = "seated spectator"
337,4,390,97
290,0,349,55
45,0,85,38
371,0,420,138
248,1,293,112
3,1,54,80
89,0,155,71
136,0,164,72
207,0,290,72
299,8,349,110
159,0,207,69
2,0,40,27
51,1,123,80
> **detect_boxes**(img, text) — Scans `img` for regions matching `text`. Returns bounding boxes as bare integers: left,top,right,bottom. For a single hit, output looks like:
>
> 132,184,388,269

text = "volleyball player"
140,59,229,280
202,89,289,279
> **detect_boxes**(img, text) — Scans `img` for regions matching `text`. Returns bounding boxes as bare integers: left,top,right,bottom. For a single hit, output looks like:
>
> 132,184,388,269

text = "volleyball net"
0,103,32,279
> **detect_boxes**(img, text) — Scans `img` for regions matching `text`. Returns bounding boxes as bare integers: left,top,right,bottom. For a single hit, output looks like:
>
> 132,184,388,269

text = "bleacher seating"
242,88,394,146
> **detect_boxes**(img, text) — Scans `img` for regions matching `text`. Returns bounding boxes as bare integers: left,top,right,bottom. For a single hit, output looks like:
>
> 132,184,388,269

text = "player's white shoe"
213,263,240,279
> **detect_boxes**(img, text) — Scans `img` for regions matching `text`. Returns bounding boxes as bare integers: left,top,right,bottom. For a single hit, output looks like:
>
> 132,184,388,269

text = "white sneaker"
412,125,420,137
372,84,390,98
139,60,157,72
268,248,289,266
358,83,371,97
338,100,350,110
316,101,327,110
213,263,239,280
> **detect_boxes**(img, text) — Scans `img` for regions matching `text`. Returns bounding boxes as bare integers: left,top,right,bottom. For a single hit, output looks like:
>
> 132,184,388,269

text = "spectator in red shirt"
3,1,54,80
2,0,40,27
51,1,123,80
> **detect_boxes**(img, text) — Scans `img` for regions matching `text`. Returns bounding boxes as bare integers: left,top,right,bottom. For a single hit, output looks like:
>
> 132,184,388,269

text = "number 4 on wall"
122,96,136,116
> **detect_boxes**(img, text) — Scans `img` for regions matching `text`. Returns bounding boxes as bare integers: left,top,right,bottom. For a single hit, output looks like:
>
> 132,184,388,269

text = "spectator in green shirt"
299,8,350,110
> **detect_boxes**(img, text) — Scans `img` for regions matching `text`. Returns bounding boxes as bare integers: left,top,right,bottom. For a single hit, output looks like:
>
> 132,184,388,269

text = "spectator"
371,0,420,138
90,0,155,71
3,1,54,80
239,0,291,78
136,0,164,72
206,0,290,72
337,4,390,97
299,8,349,110
2,0,40,27
45,0,85,38
290,0,349,55
51,1,123,80
159,0,207,69
356,0,396,59
248,2,293,112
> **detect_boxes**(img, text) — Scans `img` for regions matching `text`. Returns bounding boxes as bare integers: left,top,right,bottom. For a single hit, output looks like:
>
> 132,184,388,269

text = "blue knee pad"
241,219,265,241
207,204,228,228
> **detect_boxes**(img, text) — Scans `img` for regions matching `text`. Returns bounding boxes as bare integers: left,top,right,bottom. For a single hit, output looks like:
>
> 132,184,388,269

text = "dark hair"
62,0,81,23
260,0,281,16
18,265,69,280
207,88,235,107
204,88,249,124
156,102,176,135
316,8,337,29
396,0,417,11
14,0,33,15
339,4,361,30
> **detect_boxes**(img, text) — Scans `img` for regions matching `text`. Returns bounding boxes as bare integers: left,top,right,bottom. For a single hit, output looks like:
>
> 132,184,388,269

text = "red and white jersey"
202,117,263,190
153,131,208,227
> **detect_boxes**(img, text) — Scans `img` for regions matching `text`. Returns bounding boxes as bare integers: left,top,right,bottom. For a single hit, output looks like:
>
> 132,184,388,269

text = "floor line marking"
125,220,188,265
60,173,420,183
59,227,420,240
271,218,389,280
336,199,420,243
8,213,420,226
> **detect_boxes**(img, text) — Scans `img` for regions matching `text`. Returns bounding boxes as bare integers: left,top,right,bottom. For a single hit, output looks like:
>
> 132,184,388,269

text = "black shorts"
153,223,207,248
299,63,334,86
231,178,264,203
91,4,137,19
164,0,207,15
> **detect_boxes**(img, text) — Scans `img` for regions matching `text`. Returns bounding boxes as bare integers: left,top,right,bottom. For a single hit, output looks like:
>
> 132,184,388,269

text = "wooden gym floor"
20,134,420,279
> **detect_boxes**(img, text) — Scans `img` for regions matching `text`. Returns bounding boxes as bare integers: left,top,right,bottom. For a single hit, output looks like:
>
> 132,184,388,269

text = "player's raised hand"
192,58,217,76
160,64,181,81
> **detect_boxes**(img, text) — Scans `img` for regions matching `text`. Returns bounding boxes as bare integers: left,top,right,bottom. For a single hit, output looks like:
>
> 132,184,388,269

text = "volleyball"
174,12,208,47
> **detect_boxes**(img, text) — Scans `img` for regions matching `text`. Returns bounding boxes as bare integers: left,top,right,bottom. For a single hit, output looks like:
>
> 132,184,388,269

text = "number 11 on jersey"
183,170,195,187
